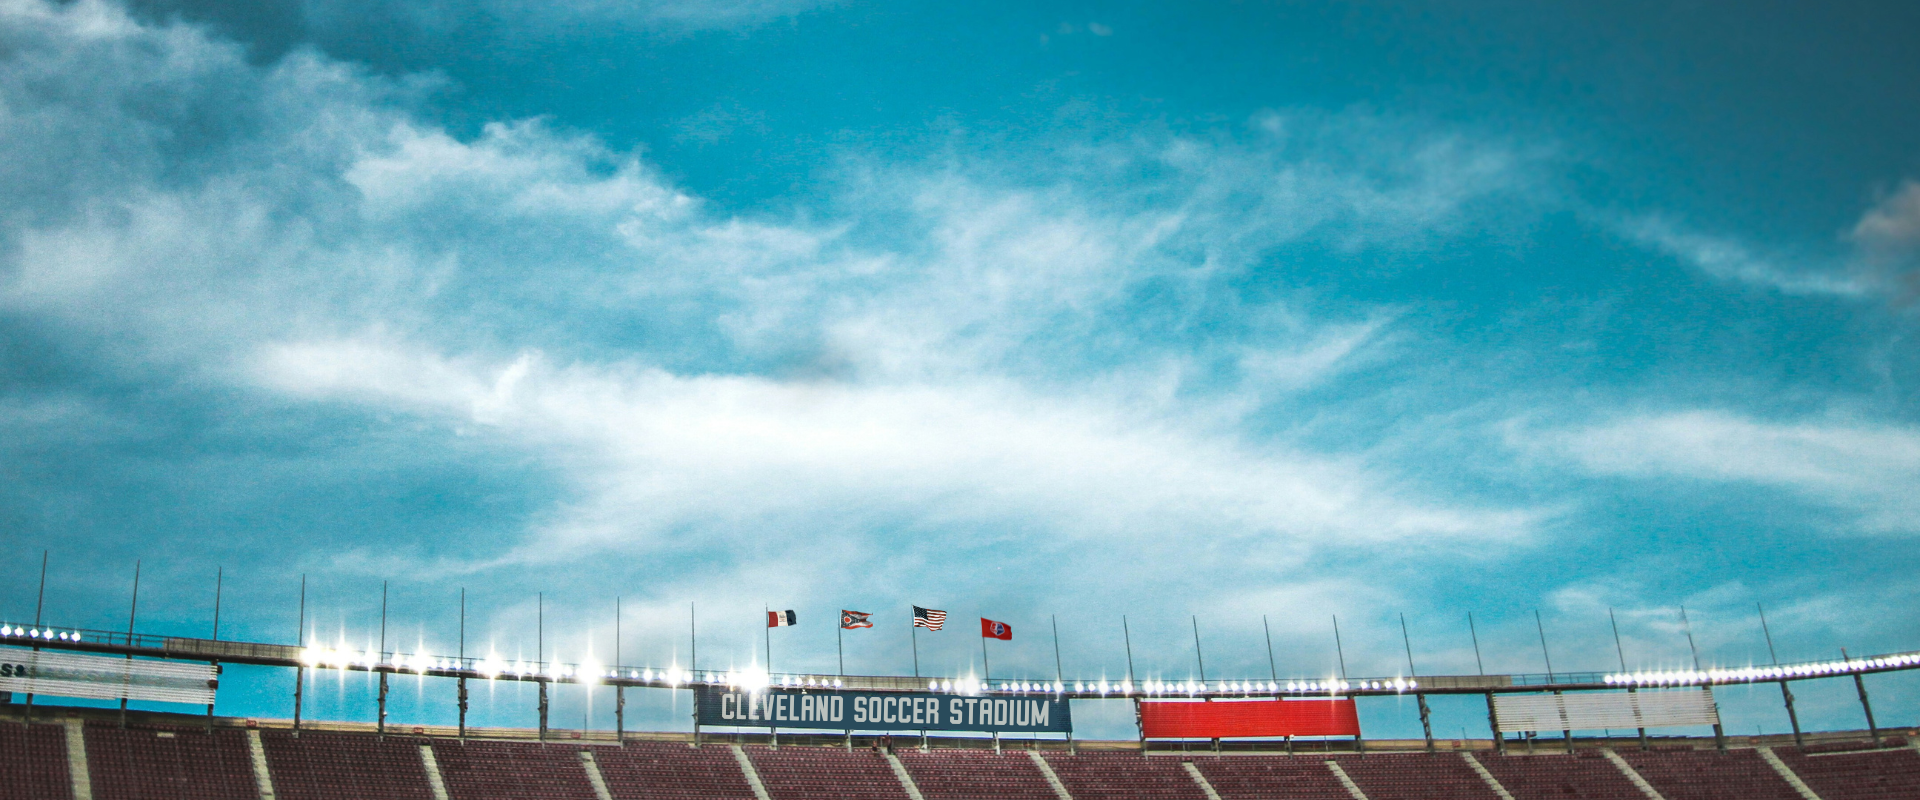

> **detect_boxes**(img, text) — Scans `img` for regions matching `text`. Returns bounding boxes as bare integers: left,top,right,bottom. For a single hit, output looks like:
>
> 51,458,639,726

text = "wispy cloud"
1538,410,1920,533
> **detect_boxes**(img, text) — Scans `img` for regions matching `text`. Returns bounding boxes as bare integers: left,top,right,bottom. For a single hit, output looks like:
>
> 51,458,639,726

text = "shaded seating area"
259,729,436,800
0,721,72,800
1470,751,1645,800
896,747,1059,800
429,739,599,800
1191,754,1352,800
83,722,259,800
594,740,760,800
1617,749,1801,800
745,744,912,800
1041,752,1208,800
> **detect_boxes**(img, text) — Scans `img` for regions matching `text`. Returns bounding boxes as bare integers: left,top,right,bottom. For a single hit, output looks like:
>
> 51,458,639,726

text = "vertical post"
294,574,305,738
981,628,991,681
1401,614,1432,752
378,581,389,739
690,601,699,747
1053,615,1071,753
1468,612,1485,676
1487,692,1503,755
538,592,548,743
1678,606,1724,752
1192,616,1215,752
1124,616,1140,756
459,588,468,741
1535,610,1570,752
1756,604,1801,748
1333,615,1357,753
911,621,920,678
121,560,140,728
1263,615,1278,689
766,607,777,748
1609,609,1648,750
26,550,47,721
208,566,222,732
1843,649,1880,746
615,596,623,745
838,619,845,677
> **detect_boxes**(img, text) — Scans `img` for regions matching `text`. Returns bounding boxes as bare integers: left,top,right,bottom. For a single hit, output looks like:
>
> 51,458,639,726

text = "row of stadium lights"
1602,652,1920,687
14,627,1916,695
0,626,83,641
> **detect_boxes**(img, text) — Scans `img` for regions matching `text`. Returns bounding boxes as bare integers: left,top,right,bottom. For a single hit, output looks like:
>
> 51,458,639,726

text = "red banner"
1140,699,1360,739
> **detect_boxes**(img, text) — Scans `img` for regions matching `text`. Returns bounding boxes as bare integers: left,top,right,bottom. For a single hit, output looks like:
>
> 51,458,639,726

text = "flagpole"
911,612,920,678
1121,615,1135,683
981,626,991,682
837,619,844,676
1051,615,1063,687
765,605,772,673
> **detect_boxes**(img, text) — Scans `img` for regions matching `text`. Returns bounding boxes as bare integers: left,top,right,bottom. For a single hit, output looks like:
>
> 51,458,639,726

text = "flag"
981,618,1012,640
767,610,797,627
912,606,946,631
841,610,873,629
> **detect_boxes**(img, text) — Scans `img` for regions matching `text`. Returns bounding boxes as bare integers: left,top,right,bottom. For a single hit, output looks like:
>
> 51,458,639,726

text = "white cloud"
1621,217,1867,297
1544,410,1920,533
0,0,1552,627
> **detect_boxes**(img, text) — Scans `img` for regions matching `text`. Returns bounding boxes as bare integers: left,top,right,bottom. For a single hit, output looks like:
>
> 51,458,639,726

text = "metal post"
1333,615,1358,753
1487,692,1503,755
1468,612,1485,676
981,626,991,681
538,592,548,742
1263,615,1279,688
377,581,389,739
614,596,623,744
121,560,140,728
911,622,920,678
1844,649,1880,746
1124,616,1140,756
1192,616,1216,752
690,601,699,748
207,566,222,732
1401,614,1431,752
26,550,47,721
1609,609,1648,749
1756,604,1801,748
458,588,468,741
1678,606,1724,752
1534,610,1569,751
1053,616,1071,753
294,575,305,737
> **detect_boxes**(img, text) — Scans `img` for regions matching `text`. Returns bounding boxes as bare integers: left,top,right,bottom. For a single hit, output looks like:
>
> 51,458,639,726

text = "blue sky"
2,0,1918,741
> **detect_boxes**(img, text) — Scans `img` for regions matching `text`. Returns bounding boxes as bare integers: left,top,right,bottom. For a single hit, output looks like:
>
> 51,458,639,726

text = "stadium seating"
428,739,599,800
1191,755,1351,800
1773,743,1920,800
1041,752,1208,799
896,746,1059,800
594,740,760,800
1617,748,1801,800
83,722,259,800
1470,750,1646,800
745,744,912,800
0,721,71,800
18,712,1920,800
259,729,435,800
1331,753,1502,800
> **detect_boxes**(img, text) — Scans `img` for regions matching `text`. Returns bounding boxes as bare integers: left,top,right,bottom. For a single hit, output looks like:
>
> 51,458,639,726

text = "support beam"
1853,672,1879,746
1486,692,1504,756
1417,694,1434,752
538,681,550,742
1779,681,1802,748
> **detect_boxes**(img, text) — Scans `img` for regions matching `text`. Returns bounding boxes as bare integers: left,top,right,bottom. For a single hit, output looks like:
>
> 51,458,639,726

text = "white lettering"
1032,701,1049,727
833,696,844,722
853,697,867,723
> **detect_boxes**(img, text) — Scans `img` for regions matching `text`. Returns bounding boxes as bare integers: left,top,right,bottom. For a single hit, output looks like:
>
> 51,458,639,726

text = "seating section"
1472,751,1646,800
35,721,1920,800
0,722,71,800
1192,756,1350,800
1774,745,1920,800
84,723,259,800
746,745,911,800
1332,753,1500,800
429,740,598,800
259,729,435,800
897,748,1058,800
1618,749,1801,800
1042,752,1208,800
594,740,759,800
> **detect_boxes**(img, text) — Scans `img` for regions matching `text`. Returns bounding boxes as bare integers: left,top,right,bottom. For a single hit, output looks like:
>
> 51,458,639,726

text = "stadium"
5,0,1920,798
3,587,1918,799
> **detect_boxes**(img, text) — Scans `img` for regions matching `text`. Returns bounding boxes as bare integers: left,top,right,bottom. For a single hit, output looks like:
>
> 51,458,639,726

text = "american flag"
912,606,946,630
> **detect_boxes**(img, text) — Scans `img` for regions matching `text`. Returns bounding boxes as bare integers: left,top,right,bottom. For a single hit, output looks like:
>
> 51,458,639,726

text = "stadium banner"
0,646,216,705
1140,698,1360,739
694,686,1071,733
1492,688,1720,732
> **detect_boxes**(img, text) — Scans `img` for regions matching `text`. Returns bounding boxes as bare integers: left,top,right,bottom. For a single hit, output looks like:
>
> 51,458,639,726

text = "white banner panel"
1493,688,1719,732
0,647,216,705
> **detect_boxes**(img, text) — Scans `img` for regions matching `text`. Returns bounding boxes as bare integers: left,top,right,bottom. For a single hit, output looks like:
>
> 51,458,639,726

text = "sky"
2,0,1918,742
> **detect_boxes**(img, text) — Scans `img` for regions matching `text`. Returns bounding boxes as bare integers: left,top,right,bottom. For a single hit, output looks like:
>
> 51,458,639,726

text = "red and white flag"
981,618,1012,640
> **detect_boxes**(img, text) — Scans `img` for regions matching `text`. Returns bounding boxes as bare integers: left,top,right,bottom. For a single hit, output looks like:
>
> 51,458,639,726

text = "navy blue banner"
695,686,1071,733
